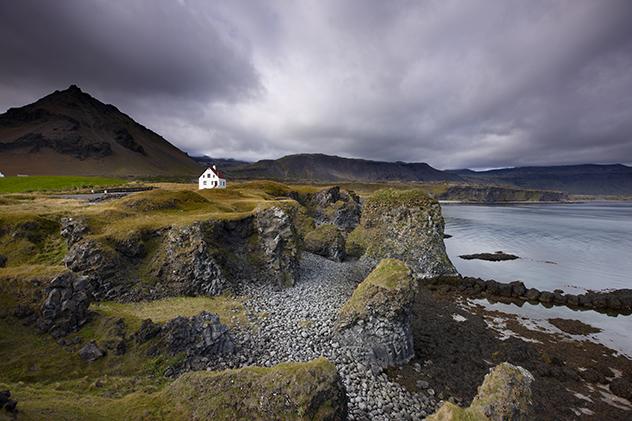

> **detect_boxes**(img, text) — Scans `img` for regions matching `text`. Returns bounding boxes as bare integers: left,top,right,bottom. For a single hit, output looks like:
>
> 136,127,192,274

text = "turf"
0,176,127,193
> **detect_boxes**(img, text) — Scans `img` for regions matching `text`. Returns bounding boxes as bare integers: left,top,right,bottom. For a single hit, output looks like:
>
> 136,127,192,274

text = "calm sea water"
442,202,632,356
442,202,632,292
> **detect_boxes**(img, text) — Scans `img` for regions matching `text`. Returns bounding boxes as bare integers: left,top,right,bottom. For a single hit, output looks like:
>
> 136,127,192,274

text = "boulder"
60,217,89,247
336,259,416,367
37,271,92,338
161,311,234,358
134,319,162,343
525,288,540,301
307,186,361,232
79,340,106,362
303,224,346,262
428,362,534,421
350,189,456,278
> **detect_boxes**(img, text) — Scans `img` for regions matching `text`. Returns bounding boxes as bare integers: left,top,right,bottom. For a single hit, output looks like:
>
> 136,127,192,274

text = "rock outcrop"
348,189,456,278
164,357,348,420
336,259,416,368
60,216,89,247
428,362,534,421
161,311,235,359
37,271,92,338
79,340,106,362
157,223,227,296
254,206,300,287
306,186,362,232
64,239,120,300
303,224,346,262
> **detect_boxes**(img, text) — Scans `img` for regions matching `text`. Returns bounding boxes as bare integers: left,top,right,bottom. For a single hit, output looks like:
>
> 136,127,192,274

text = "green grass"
337,259,412,326
0,176,127,193
91,296,248,331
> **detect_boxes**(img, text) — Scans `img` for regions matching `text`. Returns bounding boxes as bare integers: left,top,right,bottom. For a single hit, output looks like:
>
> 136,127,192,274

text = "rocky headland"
1,182,631,420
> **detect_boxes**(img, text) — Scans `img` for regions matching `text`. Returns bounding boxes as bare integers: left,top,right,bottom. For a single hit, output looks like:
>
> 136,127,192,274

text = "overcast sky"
1,0,632,169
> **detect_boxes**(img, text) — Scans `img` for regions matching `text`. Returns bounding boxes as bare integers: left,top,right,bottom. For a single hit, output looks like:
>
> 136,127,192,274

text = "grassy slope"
0,176,127,193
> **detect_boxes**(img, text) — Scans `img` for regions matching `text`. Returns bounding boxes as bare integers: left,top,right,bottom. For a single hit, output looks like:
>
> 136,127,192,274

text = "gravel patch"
207,252,438,420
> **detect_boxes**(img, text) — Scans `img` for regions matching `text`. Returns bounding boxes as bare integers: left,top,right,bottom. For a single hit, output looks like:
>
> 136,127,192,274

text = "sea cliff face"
437,185,568,202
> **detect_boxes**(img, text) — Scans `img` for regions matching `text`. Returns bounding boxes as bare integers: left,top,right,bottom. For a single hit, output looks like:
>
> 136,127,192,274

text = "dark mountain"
227,153,464,182
447,164,632,195
0,85,201,176
191,155,250,168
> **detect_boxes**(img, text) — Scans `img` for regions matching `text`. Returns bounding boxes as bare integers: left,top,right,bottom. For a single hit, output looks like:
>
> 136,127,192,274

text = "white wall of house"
198,166,226,189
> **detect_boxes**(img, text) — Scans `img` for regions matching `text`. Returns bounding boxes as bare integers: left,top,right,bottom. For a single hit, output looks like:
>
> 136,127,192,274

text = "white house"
198,165,226,190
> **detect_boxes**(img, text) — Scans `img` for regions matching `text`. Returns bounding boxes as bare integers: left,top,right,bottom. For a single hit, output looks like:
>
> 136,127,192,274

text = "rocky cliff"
437,185,567,202
347,189,456,278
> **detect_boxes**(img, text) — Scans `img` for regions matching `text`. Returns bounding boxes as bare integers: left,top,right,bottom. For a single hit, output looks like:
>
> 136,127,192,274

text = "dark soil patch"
548,318,602,335
459,251,519,261
388,286,632,420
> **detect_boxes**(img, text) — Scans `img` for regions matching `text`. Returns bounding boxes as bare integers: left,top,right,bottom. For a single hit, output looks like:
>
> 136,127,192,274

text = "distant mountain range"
0,85,200,176
227,154,632,195
1,86,630,195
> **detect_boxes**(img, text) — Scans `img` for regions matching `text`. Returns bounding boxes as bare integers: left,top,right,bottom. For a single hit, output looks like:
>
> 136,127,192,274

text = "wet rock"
134,319,162,344
60,217,89,246
548,318,601,335
609,378,632,400
79,340,106,362
539,291,554,304
525,288,540,301
510,281,527,298
303,224,346,262
37,271,92,338
459,251,520,261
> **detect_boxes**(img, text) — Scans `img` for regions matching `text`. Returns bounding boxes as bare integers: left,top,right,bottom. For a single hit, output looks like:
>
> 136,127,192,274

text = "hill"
448,164,632,195
227,153,464,182
0,85,201,177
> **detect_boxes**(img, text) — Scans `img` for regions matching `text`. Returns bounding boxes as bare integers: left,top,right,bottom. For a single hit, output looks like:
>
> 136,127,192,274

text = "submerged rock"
459,251,520,261
427,362,534,421
336,259,416,368
348,189,456,278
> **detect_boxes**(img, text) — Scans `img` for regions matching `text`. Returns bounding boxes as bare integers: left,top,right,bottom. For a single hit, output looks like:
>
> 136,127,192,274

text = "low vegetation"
0,176,127,193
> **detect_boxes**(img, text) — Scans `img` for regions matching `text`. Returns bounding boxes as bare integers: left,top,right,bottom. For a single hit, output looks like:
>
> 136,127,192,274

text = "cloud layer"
1,0,631,169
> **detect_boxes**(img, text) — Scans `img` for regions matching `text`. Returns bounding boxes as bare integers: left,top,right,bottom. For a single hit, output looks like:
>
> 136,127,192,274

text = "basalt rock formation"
37,271,92,338
304,186,362,232
303,224,346,262
347,189,456,278
336,259,416,368
427,362,534,421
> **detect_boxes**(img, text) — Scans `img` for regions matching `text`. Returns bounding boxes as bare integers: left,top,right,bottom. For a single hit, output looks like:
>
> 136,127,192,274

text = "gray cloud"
1,0,631,169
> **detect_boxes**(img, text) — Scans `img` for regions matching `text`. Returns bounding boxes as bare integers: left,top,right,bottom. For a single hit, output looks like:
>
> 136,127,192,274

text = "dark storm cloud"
1,0,632,168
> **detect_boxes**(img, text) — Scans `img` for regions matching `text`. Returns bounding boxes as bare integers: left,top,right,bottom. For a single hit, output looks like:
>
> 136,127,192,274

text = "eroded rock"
37,271,92,338
303,224,346,262
60,216,89,246
427,362,534,421
349,189,456,278
336,259,416,368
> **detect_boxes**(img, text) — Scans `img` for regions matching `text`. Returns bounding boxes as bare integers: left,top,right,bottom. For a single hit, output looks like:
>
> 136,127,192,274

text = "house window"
203,180,207,185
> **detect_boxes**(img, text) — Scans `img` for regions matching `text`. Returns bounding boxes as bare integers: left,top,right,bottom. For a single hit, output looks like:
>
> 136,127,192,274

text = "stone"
304,224,346,262
427,362,534,421
609,378,632,400
307,186,362,233
134,319,162,344
60,217,89,247
37,272,92,338
0,254,6,268
539,291,554,304
161,311,235,358
352,189,456,278
79,341,106,362
525,288,540,301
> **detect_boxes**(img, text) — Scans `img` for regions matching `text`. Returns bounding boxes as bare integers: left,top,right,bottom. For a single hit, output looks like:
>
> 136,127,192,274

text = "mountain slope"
448,164,632,195
228,153,464,182
0,85,200,176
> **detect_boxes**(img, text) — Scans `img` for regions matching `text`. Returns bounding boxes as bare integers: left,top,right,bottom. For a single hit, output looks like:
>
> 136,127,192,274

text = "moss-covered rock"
302,186,362,233
427,362,534,421
356,188,456,278
304,224,346,262
336,259,416,367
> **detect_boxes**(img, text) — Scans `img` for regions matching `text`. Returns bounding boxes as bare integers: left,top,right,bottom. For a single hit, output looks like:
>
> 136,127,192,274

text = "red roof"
208,166,225,179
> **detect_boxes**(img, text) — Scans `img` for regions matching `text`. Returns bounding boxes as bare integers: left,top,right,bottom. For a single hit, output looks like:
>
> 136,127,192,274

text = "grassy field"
0,176,128,193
